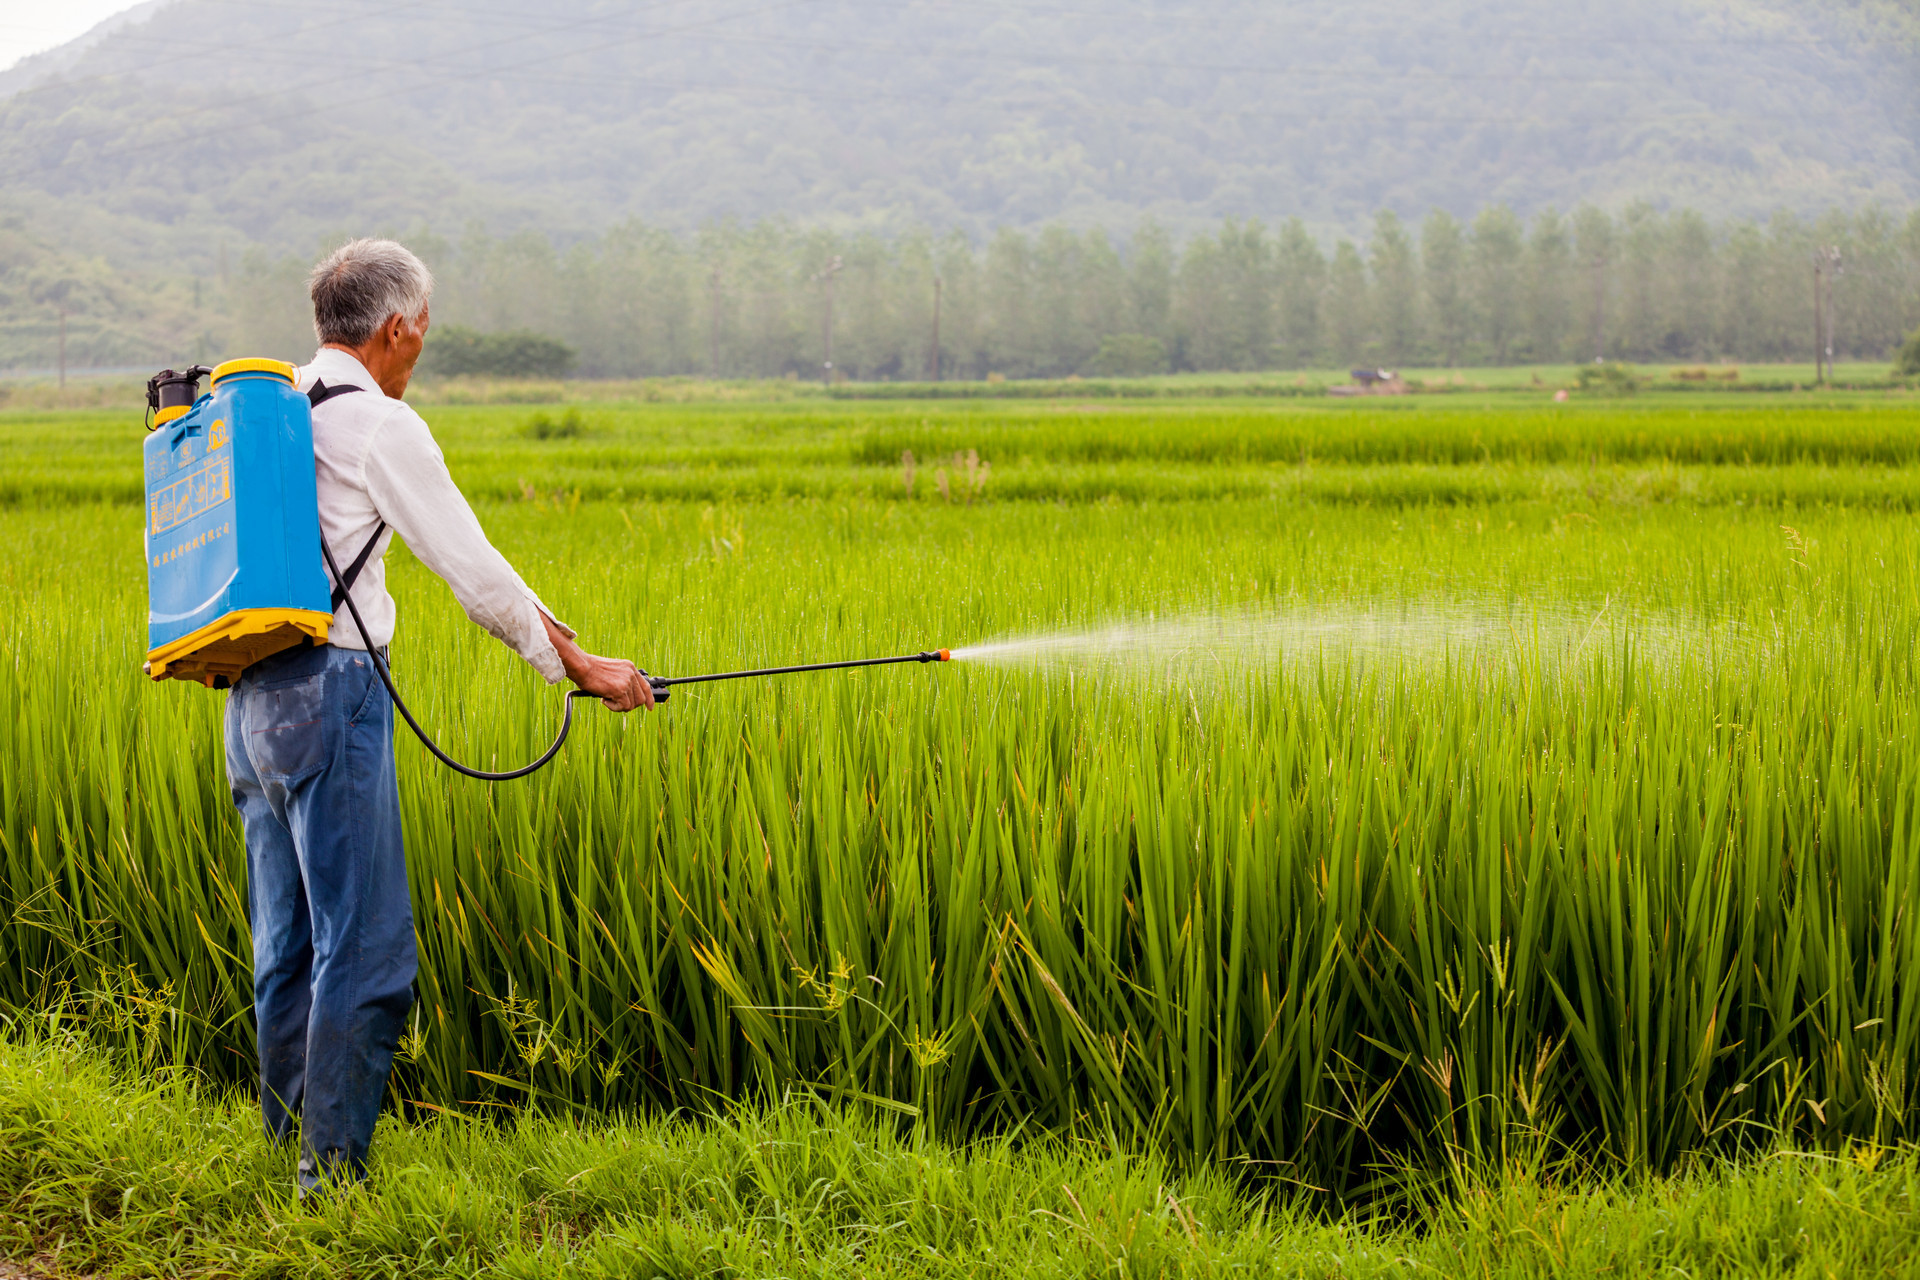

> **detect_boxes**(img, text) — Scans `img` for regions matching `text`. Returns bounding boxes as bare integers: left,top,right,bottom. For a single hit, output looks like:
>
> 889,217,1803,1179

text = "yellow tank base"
144,608,332,687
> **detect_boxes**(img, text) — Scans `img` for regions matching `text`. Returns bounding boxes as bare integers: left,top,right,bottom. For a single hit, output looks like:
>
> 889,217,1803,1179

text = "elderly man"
225,238,651,1195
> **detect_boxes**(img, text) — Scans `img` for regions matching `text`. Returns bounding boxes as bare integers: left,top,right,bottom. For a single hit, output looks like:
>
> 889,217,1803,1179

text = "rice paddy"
4,385,1920,1203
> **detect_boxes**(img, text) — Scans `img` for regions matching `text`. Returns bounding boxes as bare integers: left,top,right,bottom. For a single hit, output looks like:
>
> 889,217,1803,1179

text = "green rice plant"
12,395,1920,509
7,397,1920,1198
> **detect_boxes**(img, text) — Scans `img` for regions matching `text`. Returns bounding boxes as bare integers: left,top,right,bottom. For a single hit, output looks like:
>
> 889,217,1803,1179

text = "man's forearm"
542,612,591,682
541,614,654,712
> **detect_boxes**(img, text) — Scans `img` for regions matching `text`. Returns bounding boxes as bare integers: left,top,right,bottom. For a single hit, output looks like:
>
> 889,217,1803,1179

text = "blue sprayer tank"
143,358,333,688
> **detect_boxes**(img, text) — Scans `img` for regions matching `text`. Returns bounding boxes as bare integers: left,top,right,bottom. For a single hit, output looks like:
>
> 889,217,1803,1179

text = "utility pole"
708,265,723,378
1811,248,1836,385
813,254,843,386
928,274,942,382
1812,254,1822,384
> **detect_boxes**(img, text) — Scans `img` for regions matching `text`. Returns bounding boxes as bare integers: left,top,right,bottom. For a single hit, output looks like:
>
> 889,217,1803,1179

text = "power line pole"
928,273,942,382
813,254,843,387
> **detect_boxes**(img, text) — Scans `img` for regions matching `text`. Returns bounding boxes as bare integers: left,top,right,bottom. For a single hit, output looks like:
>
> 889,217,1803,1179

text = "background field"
5,386,1920,1206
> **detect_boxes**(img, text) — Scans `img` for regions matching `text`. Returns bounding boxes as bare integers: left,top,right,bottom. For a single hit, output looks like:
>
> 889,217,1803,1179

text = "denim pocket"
346,659,386,729
245,674,331,782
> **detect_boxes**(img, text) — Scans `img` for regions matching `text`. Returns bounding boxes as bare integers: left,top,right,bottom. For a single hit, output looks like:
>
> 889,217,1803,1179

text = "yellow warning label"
150,455,232,536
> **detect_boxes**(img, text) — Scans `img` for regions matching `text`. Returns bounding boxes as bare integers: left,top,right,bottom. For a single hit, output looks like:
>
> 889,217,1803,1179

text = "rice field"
4,387,1920,1200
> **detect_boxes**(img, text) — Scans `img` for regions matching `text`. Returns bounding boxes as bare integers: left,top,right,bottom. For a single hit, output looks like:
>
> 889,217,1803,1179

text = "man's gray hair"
308,238,434,347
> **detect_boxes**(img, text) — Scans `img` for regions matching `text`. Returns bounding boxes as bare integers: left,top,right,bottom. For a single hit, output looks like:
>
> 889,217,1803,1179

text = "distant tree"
1718,219,1769,359
1170,233,1217,370
933,229,984,380
422,325,576,377
1421,210,1467,366
735,219,809,378
1524,208,1572,363
1904,210,1920,346
1126,220,1176,345
1078,229,1129,359
695,222,735,377
1032,225,1102,376
1616,201,1663,360
893,228,939,381
1217,220,1276,370
1668,209,1714,360
1176,220,1274,370
982,228,1036,378
1369,210,1418,366
1572,205,1616,361
232,249,316,362
832,231,893,379
57,201,1915,383
1760,211,1817,365
1838,206,1908,363
1274,218,1327,368
585,219,695,377
1084,333,1169,376
1469,206,1524,363
1324,240,1370,366
1895,326,1920,378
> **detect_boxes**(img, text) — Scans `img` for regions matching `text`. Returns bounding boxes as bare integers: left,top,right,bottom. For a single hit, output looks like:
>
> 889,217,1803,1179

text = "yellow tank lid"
210,358,297,386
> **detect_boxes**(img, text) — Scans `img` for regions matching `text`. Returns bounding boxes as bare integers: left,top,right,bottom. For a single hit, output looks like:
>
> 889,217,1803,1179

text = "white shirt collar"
305,347,382,395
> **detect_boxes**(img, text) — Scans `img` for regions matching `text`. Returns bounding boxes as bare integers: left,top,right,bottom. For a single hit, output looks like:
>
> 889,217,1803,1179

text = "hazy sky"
0,0,143,71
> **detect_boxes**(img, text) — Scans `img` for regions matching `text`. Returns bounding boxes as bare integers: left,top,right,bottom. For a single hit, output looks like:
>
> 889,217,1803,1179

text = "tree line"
23,203,1920,380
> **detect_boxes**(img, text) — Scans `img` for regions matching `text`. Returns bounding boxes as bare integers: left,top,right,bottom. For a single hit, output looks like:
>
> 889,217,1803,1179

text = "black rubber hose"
321,536,595,781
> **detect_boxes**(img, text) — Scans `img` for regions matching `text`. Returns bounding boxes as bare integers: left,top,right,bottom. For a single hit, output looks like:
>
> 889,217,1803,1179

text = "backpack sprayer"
142,359,951,780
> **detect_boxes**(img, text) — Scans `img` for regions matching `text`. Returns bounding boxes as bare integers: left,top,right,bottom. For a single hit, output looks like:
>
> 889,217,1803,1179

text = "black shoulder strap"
308,379,364,407
330,522,387,612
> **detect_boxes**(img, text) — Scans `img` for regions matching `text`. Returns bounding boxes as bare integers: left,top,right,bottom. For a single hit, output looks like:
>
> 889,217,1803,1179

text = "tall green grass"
6,485,1920,1196
8,395,1920,507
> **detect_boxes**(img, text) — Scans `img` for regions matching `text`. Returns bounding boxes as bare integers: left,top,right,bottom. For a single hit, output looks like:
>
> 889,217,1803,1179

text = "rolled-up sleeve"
361,407,573,683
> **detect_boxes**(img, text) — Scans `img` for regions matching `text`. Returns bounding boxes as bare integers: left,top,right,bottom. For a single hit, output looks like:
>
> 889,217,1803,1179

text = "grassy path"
5,1032,1920,1279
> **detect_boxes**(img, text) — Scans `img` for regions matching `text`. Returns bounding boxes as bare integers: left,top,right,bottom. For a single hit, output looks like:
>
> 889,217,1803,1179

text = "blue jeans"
225,643,416,1192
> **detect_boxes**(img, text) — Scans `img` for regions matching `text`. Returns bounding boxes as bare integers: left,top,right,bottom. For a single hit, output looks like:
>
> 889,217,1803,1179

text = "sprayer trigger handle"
647,676,671,704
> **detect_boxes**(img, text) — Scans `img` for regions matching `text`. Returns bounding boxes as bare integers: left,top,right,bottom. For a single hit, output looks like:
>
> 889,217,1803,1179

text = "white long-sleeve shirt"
297,348,570,683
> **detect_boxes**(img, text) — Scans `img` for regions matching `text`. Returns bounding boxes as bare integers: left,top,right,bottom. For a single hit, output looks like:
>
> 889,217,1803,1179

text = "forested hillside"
2,0,1917,376
5,0,1917,255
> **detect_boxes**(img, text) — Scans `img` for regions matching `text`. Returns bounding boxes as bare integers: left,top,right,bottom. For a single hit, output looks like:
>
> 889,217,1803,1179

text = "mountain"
1,0,1916,280
0,0,174,101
